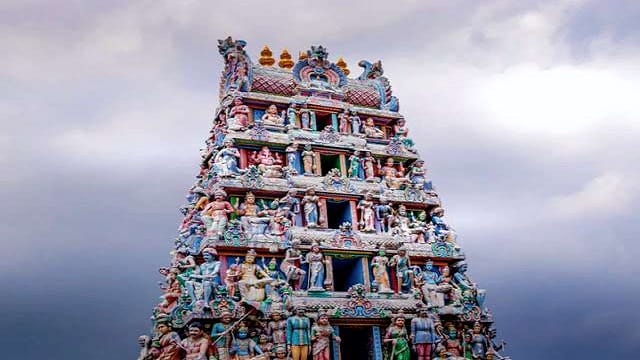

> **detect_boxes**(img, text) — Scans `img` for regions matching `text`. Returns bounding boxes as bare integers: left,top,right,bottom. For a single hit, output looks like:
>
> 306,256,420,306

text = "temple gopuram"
137,37,509,360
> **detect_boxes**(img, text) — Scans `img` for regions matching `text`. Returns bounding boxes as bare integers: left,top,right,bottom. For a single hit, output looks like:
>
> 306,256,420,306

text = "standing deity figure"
156,268,181,314
408,159,429,189
300,104,314,130
371,250,392,293
357,192,376,232
383,314,410,360
375,199,394,233
267,310,288,348
418,259,445,308
393,118,415,152
186,247,221,307
363,117,385,138
224,263,241,300
228,97,250,130
180,322,210,360
262,104,285,126
301,188,322,228
279,189,301,226
150,316,182,360
251,146,283,178
410,309,438,360
338,109,350,134
378,157,407,189
349,110,362,135
438,266,459,306
230,325,263,360
286,142,302,175
173,247,196,290
390,247,414,294
287,102,300,128
211,112,228,149
238,249,272,302
202,189,235,238
229,62,250,92
286,306,312,360
210,311,234,360
280,241,306,290
347,150,364,180
311,312,340,360
304,243,328,291
470,322,489,359
212,140,241,177
363,151,376,181
301,144,317,175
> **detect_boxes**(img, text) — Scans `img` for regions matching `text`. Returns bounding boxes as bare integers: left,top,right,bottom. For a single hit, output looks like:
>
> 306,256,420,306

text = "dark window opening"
320,154,341,176
326,199,352,229
332,258,363,292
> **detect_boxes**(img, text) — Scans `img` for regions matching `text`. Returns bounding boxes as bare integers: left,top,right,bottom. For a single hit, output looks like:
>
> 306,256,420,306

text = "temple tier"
138,37,509,360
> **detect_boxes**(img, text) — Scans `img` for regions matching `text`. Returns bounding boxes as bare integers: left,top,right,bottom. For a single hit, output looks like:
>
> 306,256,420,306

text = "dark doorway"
339,326,373,360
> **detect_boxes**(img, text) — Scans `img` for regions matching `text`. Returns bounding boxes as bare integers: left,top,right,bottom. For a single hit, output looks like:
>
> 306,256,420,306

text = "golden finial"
298,51,308,61
336,57,350,76
278,49,294,69
259,45,275,66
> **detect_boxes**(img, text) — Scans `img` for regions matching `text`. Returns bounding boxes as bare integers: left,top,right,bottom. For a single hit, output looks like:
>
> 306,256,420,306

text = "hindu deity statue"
338,109,350,134
210,112,228,149
349,110,362,135
393,118,415,152
224,263,241,300
185,247,221,307
229,62,250,92
156,268,181,314
287,102,300,128
390,247,413,294
285,142,302,174
228,96,250,131
303,243,329,291
347,150,364,180
286,306,311,360
280,241,306,290
451,261,476,294
267,310,288,349
378,157,407,189
362,151,377,181
407,159,429,189
150,315,182,360
311,312,340,360
439,265,460,306
201,189,235,238
383,314,410,360
357,192,376,232
279,189,301,226
212,139,241,177
443,324,462,358
238,192,266,235
173,247,196,289
300,104,314,130
430,207,451,240
417,259,445,308
180,322,210,360
251,146,284,178
262,104,285,126
371,250,392,293
301,144,317,175
301,187,321,228
230,324,264,360
363,117,385,138
211,311,234,360
272,345,289,360
410,308,438,360
238,249,273,302
137,335,152,360
375,199,394,233
469,322,489,359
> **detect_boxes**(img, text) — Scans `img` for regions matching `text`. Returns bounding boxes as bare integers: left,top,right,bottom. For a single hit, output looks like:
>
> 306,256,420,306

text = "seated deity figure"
363,117,385,138
237,192,272,237
228,96,250,130
280,241,306,291
417,259,447,308
212,140,241,177
378,157,408,189
407,159,430,189
390,247,414,294
347,150,364,180
430,207,452,240
301,187,322,228
278,189,301,226
301,144,317,175
357,192,376,232
185,247,221,308
238,249,273,302
251,146,283,178
371,250,392,293
262,104,285,126
338,109,350,134
349,110,362,135
393,118,416,152
201,189,235,238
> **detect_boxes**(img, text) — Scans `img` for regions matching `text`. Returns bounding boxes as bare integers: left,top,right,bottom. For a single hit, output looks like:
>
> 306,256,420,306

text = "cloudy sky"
2,0,639,358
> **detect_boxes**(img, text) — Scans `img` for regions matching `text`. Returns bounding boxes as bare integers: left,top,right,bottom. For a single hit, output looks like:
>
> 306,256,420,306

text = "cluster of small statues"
140,307,344,360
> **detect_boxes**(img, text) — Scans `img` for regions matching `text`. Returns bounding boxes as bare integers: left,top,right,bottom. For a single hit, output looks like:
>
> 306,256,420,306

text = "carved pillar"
371,326,383,360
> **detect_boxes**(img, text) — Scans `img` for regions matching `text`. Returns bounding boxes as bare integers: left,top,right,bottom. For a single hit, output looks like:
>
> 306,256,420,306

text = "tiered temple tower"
137,37,509,360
